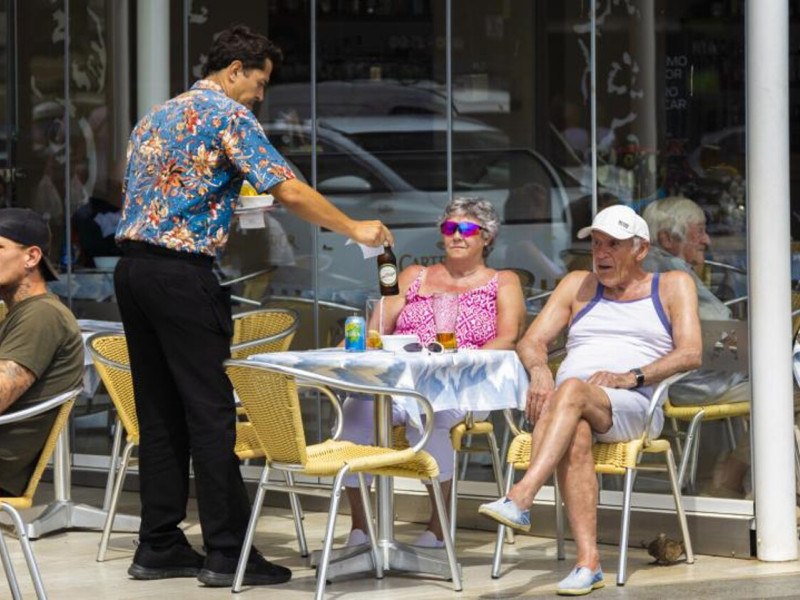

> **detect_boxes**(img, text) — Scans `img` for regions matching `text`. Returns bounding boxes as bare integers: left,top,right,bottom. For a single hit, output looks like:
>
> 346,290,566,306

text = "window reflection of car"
261,78,510,121
254,115,573,303
261,80,450,119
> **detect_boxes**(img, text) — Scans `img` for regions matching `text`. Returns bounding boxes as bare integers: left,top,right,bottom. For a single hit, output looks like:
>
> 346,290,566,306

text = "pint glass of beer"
431,292,459,352
365,297,385,350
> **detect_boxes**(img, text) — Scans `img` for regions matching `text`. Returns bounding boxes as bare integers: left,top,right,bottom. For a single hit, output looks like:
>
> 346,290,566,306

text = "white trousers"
339,394,470,487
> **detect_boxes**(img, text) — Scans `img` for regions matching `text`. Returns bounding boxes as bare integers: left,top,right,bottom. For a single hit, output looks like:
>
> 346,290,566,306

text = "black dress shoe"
127,543,205,580
197,549,292,587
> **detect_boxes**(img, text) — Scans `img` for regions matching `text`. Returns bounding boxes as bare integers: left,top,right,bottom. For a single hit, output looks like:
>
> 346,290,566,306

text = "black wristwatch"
630,368,645,388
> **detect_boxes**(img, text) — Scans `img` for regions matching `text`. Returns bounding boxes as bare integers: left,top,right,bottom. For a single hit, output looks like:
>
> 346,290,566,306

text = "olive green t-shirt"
0,293,83,496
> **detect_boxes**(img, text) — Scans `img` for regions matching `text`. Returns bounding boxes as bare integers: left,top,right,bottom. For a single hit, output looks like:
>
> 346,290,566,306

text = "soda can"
344,316,366,352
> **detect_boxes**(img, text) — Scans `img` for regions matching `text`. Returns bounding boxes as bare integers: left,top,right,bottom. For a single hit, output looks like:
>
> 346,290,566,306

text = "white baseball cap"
576,205,650,242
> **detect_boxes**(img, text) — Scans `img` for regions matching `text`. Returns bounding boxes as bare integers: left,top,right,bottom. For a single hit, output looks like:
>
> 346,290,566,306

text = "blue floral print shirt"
115,79,295,256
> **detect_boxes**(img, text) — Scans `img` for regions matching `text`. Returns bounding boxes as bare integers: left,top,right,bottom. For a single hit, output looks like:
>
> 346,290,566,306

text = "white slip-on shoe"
412,529,444,548
346,528,369,547
556,566,605,596
478,496,531,532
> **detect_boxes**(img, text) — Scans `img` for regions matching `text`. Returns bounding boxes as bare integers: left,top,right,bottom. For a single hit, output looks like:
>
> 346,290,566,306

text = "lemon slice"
240,180,258,196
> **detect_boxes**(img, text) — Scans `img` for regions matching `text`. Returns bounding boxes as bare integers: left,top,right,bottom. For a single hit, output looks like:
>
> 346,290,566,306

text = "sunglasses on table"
439,220,484,238
403,341,445,354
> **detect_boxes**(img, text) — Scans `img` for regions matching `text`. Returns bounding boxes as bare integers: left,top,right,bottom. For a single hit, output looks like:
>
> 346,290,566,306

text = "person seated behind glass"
0,208,84,497
73,195,123,268
643,196,729,320
479,205,701,596
643,196,748,405
340,196,526,548
646,198,797,498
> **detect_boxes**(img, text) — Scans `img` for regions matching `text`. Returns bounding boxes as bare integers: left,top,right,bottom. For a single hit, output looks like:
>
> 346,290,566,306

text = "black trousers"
114,242,251,556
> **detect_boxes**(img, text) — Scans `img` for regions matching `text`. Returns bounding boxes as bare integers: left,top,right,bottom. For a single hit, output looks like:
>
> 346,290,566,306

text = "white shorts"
594,387,664,444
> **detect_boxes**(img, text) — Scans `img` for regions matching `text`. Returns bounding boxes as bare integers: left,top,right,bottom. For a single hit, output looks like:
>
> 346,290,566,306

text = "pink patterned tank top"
393,269,499,348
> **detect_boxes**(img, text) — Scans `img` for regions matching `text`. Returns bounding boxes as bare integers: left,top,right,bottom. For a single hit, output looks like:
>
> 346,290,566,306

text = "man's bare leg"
507,379,611,508
557,419,600,569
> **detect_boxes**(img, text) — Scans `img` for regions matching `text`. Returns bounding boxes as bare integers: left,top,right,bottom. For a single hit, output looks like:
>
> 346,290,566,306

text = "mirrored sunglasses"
403,341,445,354
439,220,484,238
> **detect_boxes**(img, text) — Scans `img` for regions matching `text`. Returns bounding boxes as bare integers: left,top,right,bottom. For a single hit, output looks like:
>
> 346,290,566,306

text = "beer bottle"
377,244,399,296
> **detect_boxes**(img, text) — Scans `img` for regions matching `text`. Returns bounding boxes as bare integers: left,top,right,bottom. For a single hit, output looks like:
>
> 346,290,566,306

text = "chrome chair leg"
678,412,704,489
431,478,462,591
458,434,472,480
315,469,348,600
491,461,515,579
554,473,565,560
2,503,47,599
689,425,702,492
794,426,800,487
102,419,124,512
0,519,22,600
449,449,459,545
666,448,694,564
616,469,637,586
283,472,308,557
487,431,514,544
233,465,271,593
670,417,683,456
97,440,135,561
357,473,383,579
499,423,511,475
725,417,738,451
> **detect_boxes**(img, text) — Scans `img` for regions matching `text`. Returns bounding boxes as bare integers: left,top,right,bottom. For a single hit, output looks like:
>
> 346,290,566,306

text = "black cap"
0,208,59,281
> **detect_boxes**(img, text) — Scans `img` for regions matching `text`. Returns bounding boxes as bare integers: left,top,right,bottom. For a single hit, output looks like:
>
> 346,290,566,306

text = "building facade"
2,0,798,557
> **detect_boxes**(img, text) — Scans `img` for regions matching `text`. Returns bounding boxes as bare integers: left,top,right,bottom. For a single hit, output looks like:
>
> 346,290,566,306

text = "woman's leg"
341,397,406,535
340,395,377,534
405,409,465,540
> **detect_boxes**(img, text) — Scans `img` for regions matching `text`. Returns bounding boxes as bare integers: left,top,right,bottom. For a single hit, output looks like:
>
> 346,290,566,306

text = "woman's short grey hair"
438,196,500,257
643,196,705,243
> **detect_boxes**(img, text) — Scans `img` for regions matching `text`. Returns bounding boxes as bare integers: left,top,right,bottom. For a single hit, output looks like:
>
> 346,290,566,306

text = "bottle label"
379,264,398,286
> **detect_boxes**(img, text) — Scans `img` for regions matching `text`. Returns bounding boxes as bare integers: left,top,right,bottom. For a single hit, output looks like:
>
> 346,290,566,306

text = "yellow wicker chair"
664,297,800,492
490,373,694,586
86,333,273,562
662,396,750,491
225,359,462,600
0,388,79,600
230,307,299,358
260,296,360,350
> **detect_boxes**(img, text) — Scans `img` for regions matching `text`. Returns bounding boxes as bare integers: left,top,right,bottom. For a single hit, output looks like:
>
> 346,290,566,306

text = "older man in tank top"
480,205,702,596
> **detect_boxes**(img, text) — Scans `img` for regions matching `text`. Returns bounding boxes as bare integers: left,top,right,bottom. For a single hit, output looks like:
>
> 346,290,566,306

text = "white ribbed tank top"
556,273,674,398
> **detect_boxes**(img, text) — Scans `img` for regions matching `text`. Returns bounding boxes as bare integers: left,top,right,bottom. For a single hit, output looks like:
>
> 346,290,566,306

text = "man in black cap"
0,207,83,497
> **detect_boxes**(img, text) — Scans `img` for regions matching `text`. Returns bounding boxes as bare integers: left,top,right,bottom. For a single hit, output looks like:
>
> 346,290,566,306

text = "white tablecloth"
247,348,530,429
79,320,125,396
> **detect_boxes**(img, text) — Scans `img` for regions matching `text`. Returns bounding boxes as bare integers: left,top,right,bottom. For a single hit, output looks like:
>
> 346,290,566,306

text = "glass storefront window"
9,1,800,535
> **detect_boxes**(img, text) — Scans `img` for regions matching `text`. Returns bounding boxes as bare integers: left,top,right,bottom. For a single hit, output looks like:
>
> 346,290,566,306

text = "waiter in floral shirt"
114,25,393,588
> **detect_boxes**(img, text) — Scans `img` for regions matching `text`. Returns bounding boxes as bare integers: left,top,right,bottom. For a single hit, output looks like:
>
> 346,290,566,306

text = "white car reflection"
236,115,575,303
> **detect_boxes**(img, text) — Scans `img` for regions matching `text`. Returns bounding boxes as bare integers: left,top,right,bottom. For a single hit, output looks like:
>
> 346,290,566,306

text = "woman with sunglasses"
340,196,527,548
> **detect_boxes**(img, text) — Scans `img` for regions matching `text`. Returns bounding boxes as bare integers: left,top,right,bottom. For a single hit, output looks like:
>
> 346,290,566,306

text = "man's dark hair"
201,24,283,77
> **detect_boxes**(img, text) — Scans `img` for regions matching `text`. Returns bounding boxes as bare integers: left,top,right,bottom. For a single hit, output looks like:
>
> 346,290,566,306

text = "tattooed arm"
0,360,37,415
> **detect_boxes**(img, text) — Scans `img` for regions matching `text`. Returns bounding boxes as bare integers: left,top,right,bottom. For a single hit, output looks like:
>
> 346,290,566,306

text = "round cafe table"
247,347,529,582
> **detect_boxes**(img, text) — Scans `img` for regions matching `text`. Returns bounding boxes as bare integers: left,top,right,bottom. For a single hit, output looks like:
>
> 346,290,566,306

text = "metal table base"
310,541,457,582
26,430,140,539
310,394,460,584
